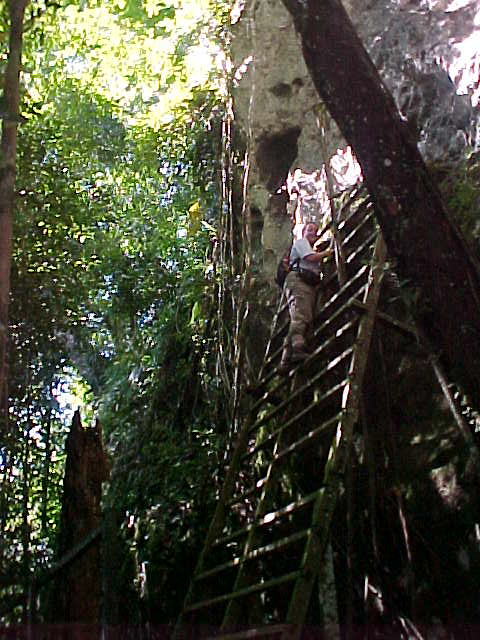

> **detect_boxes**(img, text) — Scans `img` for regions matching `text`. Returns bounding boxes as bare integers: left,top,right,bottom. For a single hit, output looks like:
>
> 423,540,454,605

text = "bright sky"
40,0,220,130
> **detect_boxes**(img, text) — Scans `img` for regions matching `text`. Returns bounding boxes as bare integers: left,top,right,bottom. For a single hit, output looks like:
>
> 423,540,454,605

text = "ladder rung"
341,210,374,248
275,413,341,462
314,290,366,341
212,491,319,549
316,264,369,319
212,524,252,549
300,317,357,363
251,368,287,407
337,196,372,233
248,337,353,438
254,343,285,386
265,317,289,352
195,555,241,582
196,529,310,583
264,383,346,446
259,490,320,527
277,299,289,315
315,285,366,335
345,230,378,266
250,374,290,412
245,528,309,561
277,383,343,434
243,391,345,463
287,345,353,396
262,341,286,372
226,477,267,508
185,571,301,613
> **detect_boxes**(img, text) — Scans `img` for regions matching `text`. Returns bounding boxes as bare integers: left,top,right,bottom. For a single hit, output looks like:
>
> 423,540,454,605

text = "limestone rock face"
232,0,479,278
344,0,480,162
232,0,326,279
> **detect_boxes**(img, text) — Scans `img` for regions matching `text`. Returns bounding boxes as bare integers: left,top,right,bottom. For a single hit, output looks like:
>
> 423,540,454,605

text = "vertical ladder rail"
257,289,287,382
175,412,257,635
220,433,285,628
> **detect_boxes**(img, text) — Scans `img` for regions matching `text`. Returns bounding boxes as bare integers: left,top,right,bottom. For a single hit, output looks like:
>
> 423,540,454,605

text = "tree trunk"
282,0,480,405
0,0,29,432
47,411,109,633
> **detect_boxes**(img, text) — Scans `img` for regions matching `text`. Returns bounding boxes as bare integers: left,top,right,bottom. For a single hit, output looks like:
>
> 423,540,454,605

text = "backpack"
274,251,301,289
274,251,291,288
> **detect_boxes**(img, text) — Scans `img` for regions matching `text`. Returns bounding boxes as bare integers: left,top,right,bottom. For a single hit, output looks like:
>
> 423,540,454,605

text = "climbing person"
280,222,334,372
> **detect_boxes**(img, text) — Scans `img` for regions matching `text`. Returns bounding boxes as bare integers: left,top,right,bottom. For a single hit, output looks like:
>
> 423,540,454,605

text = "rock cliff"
231,0,479,281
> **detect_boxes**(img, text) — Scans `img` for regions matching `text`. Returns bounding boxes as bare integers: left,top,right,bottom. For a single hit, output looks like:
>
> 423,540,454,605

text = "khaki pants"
284,271,320,348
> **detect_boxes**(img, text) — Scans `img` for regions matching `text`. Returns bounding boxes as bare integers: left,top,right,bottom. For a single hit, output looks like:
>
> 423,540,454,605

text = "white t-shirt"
289,237,320,274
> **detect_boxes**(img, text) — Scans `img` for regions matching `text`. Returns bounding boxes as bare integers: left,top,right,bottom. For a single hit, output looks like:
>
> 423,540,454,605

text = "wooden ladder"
176,192,386,639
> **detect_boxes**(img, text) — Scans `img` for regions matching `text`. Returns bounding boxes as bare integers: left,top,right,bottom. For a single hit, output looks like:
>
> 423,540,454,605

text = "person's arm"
304,238,334,262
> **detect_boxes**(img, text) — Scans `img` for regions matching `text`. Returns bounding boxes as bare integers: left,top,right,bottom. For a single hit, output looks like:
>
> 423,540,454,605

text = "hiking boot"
290,347,309,363
290,334,309,362
278,360,291,375
279,340,292,375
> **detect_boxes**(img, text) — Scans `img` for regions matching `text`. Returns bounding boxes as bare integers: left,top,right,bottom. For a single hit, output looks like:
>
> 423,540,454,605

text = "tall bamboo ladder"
176,189,392,638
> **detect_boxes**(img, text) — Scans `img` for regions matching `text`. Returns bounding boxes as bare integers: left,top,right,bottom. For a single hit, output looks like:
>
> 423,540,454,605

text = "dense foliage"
1,0,231,625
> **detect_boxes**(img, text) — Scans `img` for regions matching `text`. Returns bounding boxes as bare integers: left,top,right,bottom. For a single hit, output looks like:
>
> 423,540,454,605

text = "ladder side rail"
220,375,342,626
257,288,288,382
176,412,260,631
282,234,387,640
220,430,287,627
217,240,384,628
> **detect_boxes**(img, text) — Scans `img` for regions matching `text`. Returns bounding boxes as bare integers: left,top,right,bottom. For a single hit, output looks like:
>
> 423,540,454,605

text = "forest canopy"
1,0,231,624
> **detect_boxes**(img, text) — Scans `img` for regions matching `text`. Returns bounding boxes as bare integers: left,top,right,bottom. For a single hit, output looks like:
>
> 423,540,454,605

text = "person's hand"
315,236,334,257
